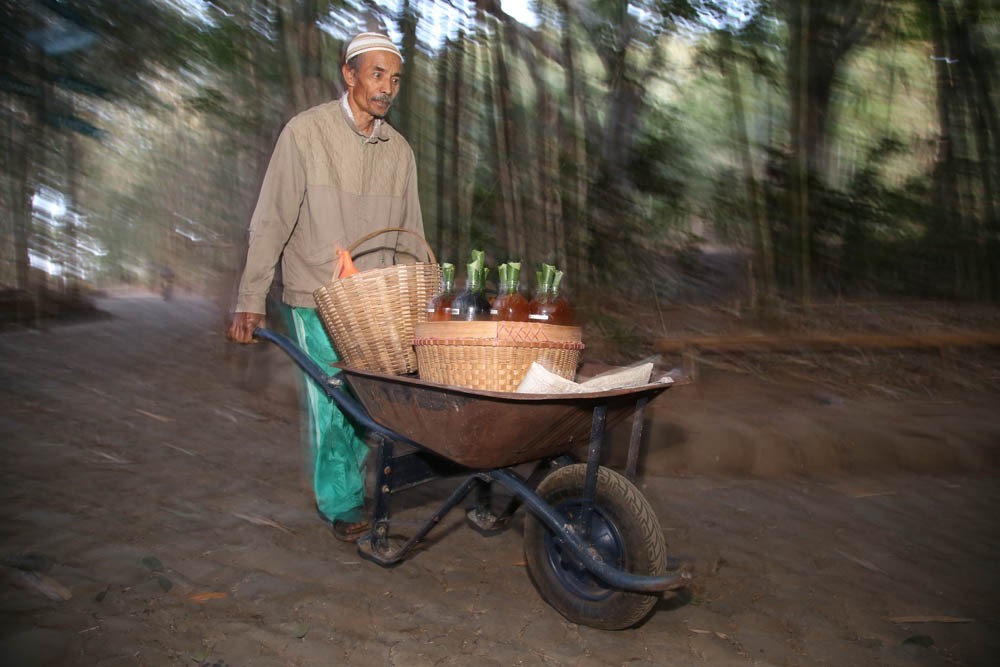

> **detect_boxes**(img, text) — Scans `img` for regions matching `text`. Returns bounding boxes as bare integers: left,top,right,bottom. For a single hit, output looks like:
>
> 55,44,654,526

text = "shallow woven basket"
413,321,584,392
313,228,440,375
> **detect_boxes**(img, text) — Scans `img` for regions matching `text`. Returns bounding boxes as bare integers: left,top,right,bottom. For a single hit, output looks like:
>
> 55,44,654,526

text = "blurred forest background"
1,0,998,329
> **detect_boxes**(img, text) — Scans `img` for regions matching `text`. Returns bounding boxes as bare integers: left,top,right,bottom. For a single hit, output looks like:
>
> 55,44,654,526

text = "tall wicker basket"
313,228,440,375
413,321,584,392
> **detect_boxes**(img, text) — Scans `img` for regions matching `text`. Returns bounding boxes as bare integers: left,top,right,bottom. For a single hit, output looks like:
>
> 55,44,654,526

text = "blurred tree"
554,0,591,284
704,24,778,313
926,0,999,299
3,0,997,332
279,0,341,111
0,0,199,292
782,0,889,302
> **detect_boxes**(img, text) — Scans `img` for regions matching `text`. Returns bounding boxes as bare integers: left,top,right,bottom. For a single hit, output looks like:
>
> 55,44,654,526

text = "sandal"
331,518,369,542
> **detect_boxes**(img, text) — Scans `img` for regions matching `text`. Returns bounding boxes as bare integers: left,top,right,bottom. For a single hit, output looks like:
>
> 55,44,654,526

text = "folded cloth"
516,361,670,394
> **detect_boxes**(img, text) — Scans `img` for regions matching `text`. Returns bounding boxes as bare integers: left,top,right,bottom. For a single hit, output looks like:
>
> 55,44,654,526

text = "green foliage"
3,0,997,306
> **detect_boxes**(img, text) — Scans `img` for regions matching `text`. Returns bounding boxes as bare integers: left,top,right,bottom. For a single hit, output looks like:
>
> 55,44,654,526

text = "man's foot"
320,505,370,543
331,517,370,543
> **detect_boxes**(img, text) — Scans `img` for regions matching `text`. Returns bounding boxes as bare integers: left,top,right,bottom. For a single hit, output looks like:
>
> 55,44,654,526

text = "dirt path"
1,292,998,666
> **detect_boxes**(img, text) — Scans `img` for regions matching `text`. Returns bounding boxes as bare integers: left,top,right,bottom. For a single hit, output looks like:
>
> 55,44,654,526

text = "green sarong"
285,306,368,522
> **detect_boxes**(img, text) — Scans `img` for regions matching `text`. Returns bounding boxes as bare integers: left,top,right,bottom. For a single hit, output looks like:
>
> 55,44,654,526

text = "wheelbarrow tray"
334,363,673,469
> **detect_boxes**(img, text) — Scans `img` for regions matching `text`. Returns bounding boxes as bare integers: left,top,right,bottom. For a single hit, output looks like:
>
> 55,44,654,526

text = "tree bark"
555,0,591,287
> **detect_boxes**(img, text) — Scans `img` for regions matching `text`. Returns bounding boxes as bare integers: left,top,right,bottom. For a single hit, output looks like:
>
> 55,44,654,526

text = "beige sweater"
236,95,425,313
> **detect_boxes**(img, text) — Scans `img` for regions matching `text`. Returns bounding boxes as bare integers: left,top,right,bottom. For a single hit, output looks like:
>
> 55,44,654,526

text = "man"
227,32,424,542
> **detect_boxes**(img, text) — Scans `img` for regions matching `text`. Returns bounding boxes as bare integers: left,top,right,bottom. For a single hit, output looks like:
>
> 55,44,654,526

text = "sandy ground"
1,291,999,666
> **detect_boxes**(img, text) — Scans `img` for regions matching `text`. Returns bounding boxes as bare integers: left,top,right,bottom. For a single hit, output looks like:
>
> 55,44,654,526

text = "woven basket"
413,321,584,392
313,228,440,375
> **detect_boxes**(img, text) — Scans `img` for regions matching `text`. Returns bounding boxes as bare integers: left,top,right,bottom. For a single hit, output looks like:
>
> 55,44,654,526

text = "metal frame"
254,327,689,593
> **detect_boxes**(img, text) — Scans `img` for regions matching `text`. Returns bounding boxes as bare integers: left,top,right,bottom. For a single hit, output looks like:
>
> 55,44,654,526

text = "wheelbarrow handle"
251,327,416,446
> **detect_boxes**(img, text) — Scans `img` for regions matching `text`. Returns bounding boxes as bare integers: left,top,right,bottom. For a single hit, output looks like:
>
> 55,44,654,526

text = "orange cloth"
336,247,359,278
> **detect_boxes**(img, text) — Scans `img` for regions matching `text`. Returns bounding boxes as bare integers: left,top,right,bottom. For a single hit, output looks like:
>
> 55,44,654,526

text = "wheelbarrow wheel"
523,464,666,630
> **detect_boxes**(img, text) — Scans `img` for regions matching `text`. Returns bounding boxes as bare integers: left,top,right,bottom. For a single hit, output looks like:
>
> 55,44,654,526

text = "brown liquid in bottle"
493,283,530,321
426,263,455,321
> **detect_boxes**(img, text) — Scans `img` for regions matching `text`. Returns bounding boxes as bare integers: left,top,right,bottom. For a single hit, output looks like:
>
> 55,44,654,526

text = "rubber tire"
523,464,666,630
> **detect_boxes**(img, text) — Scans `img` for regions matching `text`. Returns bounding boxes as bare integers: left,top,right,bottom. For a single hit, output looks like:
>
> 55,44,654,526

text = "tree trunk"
719,32,776,311
436,40,454,262
449,34,467,265
536,64,566,272
787,0,811,302
1,100,34,292
395,0,419,141
782,0,886,301
555,0,591,287
927,0,964,297
958,0,1000,297
487,24,524,263
279,0,331,112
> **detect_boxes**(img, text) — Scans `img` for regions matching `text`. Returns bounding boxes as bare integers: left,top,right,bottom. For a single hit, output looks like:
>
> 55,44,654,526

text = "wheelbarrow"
254,328,691,630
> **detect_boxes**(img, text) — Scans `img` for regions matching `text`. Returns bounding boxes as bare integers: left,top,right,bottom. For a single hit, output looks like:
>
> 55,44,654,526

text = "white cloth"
516,361,671,394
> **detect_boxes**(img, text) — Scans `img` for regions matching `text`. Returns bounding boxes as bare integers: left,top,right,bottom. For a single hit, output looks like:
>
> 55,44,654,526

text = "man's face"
344,50,402,120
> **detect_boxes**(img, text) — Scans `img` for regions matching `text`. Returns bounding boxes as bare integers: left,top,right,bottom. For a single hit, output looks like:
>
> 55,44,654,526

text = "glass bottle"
528,264,558,324
548,269,575,326
426,262,455,322
492,262,530,322
451,261,491,321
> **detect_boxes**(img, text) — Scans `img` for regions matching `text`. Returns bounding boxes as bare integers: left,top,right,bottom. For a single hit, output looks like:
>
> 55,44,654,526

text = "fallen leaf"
212,408,239,424
156,575,173,592
4,567,72,601
88,449,131,464
231,512,294,535
163,442,197,457
689,628,712,635
135,408,171,422
188,591,228,603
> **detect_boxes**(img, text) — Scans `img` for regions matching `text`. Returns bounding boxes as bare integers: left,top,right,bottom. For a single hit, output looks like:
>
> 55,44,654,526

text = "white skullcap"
345,32,402,62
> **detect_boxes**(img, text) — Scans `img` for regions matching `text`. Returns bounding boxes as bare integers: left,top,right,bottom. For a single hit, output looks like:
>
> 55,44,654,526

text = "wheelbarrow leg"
579,402,608,541
466,477,507,535
358,473,484,566
369,434,394,553
624,395,650,482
